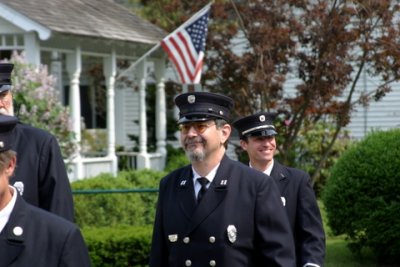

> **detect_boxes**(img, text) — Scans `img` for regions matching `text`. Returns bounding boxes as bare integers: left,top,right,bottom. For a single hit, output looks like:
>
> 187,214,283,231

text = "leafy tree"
2,51,77,159
131,0,400,186
206,0,400,185
126,0,207,32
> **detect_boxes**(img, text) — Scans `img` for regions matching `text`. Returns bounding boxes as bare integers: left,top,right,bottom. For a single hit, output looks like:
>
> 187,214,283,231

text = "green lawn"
326,238,377,267
321,200,397,267
321,200,375,267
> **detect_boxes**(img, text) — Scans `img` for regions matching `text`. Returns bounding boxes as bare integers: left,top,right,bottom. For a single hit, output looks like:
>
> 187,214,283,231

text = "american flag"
161,4,211,84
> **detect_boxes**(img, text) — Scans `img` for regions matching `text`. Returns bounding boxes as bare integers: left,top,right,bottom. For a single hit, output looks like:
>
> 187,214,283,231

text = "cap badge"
187,95,196,104
219,111,224,115
0,141,3,148
259,115,265,122
227,225,237,243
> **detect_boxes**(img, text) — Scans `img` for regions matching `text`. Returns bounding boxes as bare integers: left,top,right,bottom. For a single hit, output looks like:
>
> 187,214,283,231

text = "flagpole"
116,42,161,80
167,2,213,37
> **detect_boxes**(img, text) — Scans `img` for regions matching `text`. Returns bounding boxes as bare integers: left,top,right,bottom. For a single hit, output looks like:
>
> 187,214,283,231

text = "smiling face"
180,120,231,163
240,135,276,172
0,151,16,211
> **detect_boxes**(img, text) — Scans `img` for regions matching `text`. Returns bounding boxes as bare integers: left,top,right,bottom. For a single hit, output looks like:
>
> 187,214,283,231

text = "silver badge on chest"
227,225,237,243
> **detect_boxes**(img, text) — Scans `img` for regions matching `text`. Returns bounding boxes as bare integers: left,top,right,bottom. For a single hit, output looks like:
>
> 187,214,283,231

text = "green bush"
82,225,152,267
323,129,400,264
72,169,163,227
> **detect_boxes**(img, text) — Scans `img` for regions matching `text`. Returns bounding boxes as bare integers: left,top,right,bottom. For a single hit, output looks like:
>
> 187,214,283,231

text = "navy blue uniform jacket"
270,161,325,266
150,155,296,267
10,122,74,221
0,193,91,267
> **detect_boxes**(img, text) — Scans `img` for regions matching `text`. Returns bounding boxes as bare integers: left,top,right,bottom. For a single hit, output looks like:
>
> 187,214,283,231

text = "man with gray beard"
149,91,296,267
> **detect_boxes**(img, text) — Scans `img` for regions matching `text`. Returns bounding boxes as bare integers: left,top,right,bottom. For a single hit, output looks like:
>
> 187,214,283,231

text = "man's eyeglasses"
178,121,216,134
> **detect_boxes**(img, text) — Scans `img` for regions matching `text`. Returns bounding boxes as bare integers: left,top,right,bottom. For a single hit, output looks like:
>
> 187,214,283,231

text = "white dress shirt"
0,186,17,233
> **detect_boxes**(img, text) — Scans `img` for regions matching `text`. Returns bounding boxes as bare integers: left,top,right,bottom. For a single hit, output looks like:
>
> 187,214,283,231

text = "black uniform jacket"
270,160,325,267
0,193,91,267
10,121,74,221
150,155,296,267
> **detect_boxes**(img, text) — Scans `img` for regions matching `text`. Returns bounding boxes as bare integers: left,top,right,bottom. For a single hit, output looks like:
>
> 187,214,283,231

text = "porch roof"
0,0,166,44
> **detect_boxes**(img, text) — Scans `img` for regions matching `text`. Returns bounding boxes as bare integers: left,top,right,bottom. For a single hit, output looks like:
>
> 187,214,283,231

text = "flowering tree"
3,52,77,159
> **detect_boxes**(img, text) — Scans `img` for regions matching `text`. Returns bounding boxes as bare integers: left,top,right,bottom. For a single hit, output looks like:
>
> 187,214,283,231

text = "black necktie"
197,177,209,204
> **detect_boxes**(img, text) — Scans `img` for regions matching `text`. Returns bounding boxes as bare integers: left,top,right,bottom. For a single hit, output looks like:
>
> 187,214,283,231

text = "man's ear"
240,139,248,150
6,155,16,177
220,123,231,144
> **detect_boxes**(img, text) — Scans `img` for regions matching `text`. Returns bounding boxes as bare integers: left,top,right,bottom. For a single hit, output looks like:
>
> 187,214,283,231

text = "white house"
0,0,170,181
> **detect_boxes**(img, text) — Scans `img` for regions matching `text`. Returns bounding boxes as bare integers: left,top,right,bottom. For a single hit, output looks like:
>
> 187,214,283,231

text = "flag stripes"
161,4,211,84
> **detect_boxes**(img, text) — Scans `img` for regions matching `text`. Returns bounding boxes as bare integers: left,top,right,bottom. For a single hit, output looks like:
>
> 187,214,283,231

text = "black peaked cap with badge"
0,63,14,93
233,112,278,139
0,115,18,152
175,92,234,124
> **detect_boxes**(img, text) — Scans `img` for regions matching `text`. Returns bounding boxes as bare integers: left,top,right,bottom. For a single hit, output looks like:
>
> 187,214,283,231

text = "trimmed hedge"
71,154,191,266
71,169,163,227
323,129,400,263
72,170,162,266
82,225,153,267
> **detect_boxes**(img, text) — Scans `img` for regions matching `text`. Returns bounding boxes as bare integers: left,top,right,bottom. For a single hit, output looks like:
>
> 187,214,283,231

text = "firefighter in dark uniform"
149,92,296,267
0,63,74,221
0,115,91,267
233,112,326,267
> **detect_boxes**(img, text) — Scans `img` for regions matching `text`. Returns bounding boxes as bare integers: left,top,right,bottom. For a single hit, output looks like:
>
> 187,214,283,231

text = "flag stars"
185,12,210,52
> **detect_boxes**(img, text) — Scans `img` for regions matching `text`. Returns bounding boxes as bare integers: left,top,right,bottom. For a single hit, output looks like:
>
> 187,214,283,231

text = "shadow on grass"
326,238,398,267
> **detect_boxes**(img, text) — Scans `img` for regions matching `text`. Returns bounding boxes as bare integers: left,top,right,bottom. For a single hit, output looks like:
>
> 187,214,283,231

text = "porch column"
23,32,40,65
154,57,167,169
103,49,118,176
136,60,150,169
50,52,64,103
66,47,83,180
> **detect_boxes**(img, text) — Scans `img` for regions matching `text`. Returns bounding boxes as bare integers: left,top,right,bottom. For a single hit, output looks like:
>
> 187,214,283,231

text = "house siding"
283,72,400,140
348,78,400,139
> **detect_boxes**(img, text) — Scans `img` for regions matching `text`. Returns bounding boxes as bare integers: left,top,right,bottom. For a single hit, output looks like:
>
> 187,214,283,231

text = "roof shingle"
0,0,166,44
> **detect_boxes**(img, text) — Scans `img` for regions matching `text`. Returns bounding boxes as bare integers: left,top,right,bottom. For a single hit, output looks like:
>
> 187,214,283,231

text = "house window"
0,34,24,49
0,34,24,60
